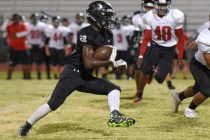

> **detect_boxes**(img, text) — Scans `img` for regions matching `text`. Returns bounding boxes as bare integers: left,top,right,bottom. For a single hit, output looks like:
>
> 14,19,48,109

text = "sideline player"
113,17,131,79
18,1,135,137
6,13,31,79
44,16,69,79
134,0,185,102
39,15,52,79
26,13,46,79
172,27,210,118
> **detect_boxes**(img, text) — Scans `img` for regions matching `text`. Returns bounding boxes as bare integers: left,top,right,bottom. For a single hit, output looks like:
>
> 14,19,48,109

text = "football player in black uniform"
18,1,135,137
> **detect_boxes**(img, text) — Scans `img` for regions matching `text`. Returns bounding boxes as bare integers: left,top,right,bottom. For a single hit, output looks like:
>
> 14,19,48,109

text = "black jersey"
66,25,113,74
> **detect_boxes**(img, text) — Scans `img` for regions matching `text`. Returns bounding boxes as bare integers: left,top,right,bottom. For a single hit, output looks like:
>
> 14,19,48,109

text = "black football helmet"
154,0,171,16
142,0,154,13
52,16,61,28
40,15,48,23
30,13,39,24
86,1,116,30
75,12,85,25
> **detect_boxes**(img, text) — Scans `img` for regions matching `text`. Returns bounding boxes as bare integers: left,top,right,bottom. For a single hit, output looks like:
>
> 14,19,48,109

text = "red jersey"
7,22,28,50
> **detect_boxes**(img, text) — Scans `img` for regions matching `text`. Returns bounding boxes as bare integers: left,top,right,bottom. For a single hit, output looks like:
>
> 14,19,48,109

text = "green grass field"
0,72,210,140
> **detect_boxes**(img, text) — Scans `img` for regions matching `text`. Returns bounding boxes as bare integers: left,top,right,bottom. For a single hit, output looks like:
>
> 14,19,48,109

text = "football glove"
109,46,117,63
113,59,127,69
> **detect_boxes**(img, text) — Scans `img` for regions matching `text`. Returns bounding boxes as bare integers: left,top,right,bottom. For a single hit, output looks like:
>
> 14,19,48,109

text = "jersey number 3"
155,26,171,41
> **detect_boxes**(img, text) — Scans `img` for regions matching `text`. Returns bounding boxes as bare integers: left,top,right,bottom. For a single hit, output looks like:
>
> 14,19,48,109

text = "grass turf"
0,73,210,140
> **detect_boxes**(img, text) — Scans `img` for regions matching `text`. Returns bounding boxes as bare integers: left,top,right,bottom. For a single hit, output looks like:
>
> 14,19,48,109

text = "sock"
37,72,41,79
102,74,107,79
108,90,120,113
178,91,186,101
188,101,198,110
27,103,52,125
136,92,143,98
167,80,173,87
54,74,58,79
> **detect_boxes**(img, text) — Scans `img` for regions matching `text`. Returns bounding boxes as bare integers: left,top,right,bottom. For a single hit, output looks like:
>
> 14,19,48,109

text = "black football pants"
47,64,121,110
141,41,175,83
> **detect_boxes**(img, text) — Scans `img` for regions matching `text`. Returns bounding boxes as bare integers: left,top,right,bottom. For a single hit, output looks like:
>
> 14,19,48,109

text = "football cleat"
172,91,181,113
133,92,143,103
107,110,135,127
184,108,197,118
168,85,176,90
18,121,32,137
133,96,142,103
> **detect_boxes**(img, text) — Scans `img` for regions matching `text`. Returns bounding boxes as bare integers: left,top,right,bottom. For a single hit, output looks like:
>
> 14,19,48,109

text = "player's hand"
109,46,117,63
177,59,184,69
113,59,127,69
137,57,143,68
187,41,197,49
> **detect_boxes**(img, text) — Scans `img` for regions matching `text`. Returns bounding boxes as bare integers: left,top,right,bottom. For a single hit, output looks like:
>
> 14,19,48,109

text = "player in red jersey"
6,13,31,79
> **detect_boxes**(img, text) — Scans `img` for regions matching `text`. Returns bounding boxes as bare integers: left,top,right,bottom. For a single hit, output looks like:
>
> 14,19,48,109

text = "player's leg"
18,64,83,136
181,51,189,79
134,42,159,102
50,48,59,79
165,73,175,90
34,46,44,79
43,47,51,79
77,77,135,127
183,58,210,117
184,91,208,118
173,57,210,115
7,48,16,80
172,85,195,113
58,49,66,75
21,50,31,79
154,47,174,84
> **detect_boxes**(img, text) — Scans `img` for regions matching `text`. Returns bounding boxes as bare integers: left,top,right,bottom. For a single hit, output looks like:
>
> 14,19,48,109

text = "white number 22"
80,35,87,42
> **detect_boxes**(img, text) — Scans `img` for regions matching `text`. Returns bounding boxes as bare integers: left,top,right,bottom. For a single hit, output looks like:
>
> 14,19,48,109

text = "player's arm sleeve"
175,28,185,59
16,24,29,37
139,29,152,57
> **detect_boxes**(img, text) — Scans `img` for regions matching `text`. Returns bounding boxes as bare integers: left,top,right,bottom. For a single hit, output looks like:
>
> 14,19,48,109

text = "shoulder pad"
172,9,184,20
197,28,210,46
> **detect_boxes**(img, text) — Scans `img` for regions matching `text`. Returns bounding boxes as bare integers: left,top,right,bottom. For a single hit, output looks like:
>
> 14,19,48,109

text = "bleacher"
0,0,209,36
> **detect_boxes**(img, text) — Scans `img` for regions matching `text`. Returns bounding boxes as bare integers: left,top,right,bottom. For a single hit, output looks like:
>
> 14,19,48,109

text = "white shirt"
195,28,210,69
68,22,89,44
26,21,46,46
45,25,70,50
143,8,185,47
113,26,131,51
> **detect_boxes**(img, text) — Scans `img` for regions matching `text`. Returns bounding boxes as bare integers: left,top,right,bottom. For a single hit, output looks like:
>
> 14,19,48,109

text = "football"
93,45,113,61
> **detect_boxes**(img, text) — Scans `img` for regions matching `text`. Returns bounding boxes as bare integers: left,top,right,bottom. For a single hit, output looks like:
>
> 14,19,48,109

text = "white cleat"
184,108,197,118
172,91,181,113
